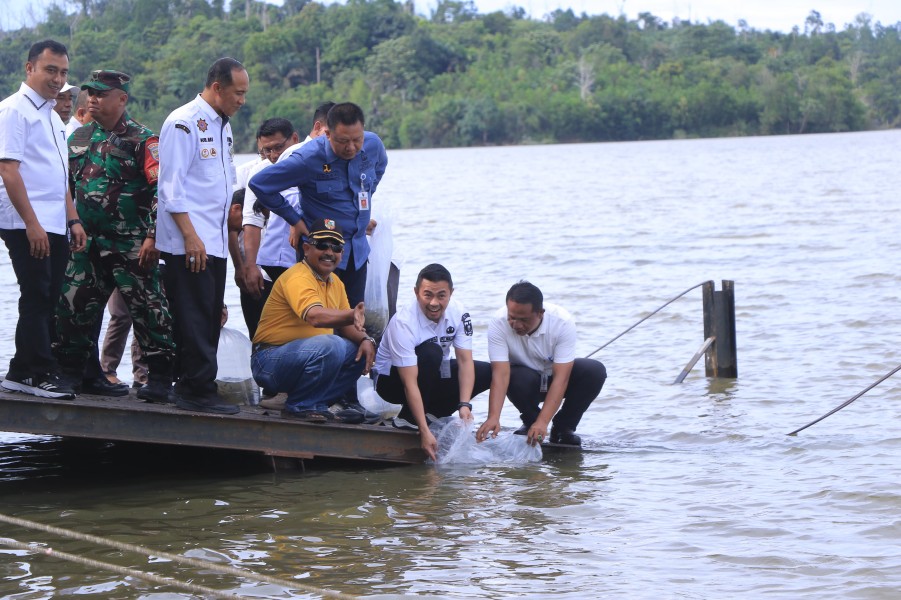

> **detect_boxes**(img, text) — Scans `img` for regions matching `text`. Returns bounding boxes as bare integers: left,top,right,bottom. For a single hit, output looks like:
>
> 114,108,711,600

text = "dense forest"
1,0,900,151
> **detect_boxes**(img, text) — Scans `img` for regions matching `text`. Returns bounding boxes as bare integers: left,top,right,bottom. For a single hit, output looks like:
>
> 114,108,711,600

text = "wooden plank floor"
0,389,427,465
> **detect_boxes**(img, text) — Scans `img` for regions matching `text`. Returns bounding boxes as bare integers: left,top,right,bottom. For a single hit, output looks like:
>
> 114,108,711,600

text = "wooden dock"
0,389,427,465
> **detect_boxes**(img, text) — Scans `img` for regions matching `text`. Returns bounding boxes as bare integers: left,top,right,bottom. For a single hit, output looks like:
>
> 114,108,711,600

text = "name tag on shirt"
359,190,370,211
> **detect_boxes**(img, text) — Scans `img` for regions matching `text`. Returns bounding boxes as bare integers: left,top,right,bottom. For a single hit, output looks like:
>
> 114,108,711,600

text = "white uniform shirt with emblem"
374,297,473,376
156,94,236,258
0,83,69,234
487,303,577,373
242,137,308,268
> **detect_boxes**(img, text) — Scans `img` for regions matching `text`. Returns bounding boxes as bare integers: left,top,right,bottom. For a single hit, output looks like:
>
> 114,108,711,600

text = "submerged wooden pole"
703,280,737,378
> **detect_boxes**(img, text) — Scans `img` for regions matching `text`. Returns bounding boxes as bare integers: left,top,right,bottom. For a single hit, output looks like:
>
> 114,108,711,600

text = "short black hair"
326,102,365,130
28,39,68,63
506,280,543,313
416,263,453,289
313,101,336,127
231,187,245,207
205,57,244,89
257,117,294,139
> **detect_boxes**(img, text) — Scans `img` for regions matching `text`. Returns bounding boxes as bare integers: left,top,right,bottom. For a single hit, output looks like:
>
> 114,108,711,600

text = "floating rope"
787,362,901,435
0,537,242,599
585,281,709,358
0,513,355,599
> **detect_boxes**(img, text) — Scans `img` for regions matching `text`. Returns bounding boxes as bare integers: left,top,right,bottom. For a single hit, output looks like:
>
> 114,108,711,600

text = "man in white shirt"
0,39,86,399
374,264,491,460
52,81,75,125
64,88,91,138
238,117,300,336
476,281,607,447
157,57,249,415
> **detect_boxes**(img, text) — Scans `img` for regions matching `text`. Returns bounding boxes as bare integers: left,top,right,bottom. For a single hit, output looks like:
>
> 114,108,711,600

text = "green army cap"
81,69,131,93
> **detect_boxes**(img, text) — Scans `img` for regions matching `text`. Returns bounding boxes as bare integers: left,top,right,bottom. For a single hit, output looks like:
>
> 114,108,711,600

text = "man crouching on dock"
250,218,376,423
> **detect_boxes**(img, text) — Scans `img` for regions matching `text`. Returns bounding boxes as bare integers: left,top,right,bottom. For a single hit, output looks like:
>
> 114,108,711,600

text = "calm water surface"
1,131,900,598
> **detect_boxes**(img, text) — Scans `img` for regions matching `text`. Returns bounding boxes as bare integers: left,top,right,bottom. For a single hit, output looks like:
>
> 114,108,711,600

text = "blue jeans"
251,335,364,411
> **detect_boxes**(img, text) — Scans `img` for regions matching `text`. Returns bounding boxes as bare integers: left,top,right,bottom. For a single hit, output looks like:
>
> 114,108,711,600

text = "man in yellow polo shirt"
251,218,376,422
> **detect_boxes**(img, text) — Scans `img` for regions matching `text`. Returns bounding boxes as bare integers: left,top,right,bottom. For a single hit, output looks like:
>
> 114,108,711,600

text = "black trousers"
337,250,367,307
507,358,607,432
376,342,491,421
162,253,226,397
0,229,69,376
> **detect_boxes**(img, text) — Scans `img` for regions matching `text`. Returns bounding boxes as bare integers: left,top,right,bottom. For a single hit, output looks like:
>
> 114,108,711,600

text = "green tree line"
2,0,899,151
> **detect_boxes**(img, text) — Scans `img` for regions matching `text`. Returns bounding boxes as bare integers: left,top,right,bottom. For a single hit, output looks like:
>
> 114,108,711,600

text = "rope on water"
584,281,709,358
787,362,901,436
0,537,243,599
0,513,356,600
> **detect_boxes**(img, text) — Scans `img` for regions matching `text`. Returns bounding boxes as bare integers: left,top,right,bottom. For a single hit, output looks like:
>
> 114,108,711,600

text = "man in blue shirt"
248,102,387,307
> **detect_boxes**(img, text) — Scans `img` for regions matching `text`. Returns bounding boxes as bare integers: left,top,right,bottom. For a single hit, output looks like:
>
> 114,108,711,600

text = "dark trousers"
240,265,287,339
240,280,271,340
337,248,367,307
508,358,607,432
376,342,491,421
0,229,69,376
162,253,226,397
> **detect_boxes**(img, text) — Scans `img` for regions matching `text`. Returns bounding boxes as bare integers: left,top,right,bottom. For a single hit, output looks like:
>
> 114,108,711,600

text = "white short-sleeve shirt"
374,297,474,375
487,303,577,373
156,95,236,258
242,137,308,268
0,83,69,234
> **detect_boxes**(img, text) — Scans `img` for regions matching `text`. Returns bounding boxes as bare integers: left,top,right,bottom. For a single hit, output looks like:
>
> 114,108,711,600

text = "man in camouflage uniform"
54,69,175,402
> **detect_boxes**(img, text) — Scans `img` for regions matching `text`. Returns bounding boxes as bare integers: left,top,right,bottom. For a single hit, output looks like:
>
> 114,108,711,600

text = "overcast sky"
2,0,899,32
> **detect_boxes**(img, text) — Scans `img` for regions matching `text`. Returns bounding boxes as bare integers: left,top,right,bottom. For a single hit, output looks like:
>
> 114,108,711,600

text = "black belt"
252,342,276,354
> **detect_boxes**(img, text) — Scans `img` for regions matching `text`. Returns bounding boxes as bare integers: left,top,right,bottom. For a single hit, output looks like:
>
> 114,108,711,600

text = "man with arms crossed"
156,57,248,414
476,281,607,447
374,263,491,460
251,218,375,423
0,39,85,398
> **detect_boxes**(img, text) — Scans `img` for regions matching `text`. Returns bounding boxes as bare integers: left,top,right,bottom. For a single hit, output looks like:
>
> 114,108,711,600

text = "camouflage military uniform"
54,114,175,378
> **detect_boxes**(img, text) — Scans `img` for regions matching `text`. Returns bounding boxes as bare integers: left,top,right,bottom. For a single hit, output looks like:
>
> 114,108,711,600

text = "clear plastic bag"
364,200,393,341
429,416,543,465
357,376,401,419
216,327,259,405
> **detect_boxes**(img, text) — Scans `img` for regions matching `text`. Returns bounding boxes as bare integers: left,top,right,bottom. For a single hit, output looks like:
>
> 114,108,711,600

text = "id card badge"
440,357,451,379
359,173,370,211
540,371,549,393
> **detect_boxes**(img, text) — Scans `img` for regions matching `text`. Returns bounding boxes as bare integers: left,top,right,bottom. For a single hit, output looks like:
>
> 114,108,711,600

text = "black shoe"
331,400,380,424
550,428,582,447
2,371,76,400
281,408,331,423
175,392,240,415
513,424,529,435
137,380,173,404
81,377,130,397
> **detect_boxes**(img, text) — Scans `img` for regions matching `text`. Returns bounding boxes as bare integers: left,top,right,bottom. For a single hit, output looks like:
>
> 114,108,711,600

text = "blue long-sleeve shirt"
248,132,387,270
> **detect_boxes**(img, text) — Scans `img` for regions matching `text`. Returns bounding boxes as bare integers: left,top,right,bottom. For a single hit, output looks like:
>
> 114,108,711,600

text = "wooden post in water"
702,280,738,378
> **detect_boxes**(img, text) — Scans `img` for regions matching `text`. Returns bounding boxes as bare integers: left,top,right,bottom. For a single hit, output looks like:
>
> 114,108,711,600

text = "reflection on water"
3,131,901,598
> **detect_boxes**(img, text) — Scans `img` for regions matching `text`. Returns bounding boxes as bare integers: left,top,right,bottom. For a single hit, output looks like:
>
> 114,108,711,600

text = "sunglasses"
311,240,344,253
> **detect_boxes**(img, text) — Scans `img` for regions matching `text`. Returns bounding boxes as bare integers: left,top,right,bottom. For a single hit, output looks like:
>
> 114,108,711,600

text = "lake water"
1,131,900,598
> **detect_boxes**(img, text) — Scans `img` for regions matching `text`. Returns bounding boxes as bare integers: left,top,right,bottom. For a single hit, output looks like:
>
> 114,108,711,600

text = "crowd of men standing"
0,39,607,453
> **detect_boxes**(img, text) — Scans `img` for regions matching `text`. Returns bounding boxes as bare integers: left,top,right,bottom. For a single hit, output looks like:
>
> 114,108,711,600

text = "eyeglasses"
311,240,344,253
260,139,288,157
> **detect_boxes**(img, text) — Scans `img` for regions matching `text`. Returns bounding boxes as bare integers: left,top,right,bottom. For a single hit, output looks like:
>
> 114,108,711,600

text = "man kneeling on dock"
250,218,376,423
373,263,491,460
475,281,606,447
